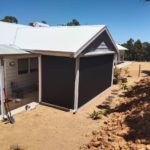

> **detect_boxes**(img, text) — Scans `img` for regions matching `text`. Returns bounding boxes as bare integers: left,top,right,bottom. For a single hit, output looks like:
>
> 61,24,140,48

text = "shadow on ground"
142,70,150,76
114,78,150,143
97,78,150,144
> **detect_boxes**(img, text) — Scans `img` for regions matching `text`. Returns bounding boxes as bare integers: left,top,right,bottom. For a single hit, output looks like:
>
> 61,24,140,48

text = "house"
115,44,128,64
0,21,118,116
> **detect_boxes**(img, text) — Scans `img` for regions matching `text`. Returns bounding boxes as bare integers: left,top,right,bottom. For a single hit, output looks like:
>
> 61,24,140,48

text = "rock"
87,143,92,149
140,139,148,144
146,145,150,150
83,78,150,150
116,130,126,137
91,137,97,143
104,121,108,124
92,141,101,148
79,145,87,150
136,144,146,150
92,130,99,135
90,146,98,150
108,137,115,142
135,139,142,144
97,135,103,141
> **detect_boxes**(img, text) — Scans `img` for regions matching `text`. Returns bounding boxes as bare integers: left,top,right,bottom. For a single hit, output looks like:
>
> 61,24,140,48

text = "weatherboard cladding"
80,31,115,57
81,31,112,54
4,58,38,96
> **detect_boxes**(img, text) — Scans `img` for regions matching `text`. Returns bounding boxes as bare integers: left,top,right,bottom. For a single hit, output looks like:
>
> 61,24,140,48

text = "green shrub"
89,110,102,120
120,83,132,91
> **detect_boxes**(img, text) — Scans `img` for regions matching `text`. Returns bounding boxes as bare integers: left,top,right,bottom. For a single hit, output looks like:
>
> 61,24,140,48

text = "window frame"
18,58,29,75
30,57,38,73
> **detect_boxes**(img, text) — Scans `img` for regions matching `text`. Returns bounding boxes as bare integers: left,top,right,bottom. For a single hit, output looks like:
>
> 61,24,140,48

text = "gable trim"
74,27,118,58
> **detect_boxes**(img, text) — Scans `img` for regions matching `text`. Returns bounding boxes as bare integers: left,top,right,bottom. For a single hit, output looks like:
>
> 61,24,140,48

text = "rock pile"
80,78,150,150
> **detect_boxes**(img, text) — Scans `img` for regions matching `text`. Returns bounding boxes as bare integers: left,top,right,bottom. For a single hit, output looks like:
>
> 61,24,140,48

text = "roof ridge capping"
47,24,106,28
29,24,106,29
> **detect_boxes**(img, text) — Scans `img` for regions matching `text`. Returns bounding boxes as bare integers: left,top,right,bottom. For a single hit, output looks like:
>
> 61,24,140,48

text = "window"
30,58,38,73
18,59,29,74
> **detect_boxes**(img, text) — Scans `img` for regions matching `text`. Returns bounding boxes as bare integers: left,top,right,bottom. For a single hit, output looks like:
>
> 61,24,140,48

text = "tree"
1,16,18,24
133,40,143,61
28,22,34,27
67,19,80,26
122,38,134,60
144,43,150,61
123,39,150,61
41,21,47,24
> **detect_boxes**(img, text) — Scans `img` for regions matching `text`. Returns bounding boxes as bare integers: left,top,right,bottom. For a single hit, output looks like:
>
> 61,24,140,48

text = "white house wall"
4,58,38,96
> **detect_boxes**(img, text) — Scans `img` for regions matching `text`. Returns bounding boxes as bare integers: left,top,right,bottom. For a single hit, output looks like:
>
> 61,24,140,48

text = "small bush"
120,83,132,91
124,67,129,75
114,67,122,79
10,145,24,150
113,67,122,84
121,77,128,83
89,110,102,120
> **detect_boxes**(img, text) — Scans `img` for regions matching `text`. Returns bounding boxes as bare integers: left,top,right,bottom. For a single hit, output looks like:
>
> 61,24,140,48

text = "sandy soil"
0,62,150,150
80,63,150,149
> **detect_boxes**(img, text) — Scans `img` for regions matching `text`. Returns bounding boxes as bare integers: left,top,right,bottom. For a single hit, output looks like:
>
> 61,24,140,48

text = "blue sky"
0,0,150,43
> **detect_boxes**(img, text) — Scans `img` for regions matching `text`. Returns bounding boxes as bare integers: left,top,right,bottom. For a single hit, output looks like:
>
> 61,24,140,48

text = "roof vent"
32,22,50,27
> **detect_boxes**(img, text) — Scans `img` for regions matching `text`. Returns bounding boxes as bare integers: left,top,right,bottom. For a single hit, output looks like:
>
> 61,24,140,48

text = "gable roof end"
74,26,119,57
116,44,128,51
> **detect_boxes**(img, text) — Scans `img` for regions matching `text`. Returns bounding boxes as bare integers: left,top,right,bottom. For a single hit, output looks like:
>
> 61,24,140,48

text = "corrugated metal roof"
116,44,128,51
0,22,118,57
0,44,30,55
0,21,29,45
14,25,106,53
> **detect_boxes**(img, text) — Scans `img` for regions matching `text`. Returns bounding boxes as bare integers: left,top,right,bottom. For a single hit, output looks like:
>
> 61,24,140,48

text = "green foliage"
28,22,34,26
89,110,102,120
1,16,18,24
124,67,129,75
67,19,80,26
120,83,132,91
124,67,130,78
41,21,47,24
123,39,150,61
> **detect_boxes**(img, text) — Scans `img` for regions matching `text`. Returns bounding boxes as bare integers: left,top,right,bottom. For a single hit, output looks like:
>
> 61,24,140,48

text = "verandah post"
73,57,80,113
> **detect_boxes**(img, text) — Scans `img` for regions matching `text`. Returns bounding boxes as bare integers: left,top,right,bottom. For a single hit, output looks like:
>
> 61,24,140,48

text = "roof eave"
30,50,74,57
81,51,115,57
